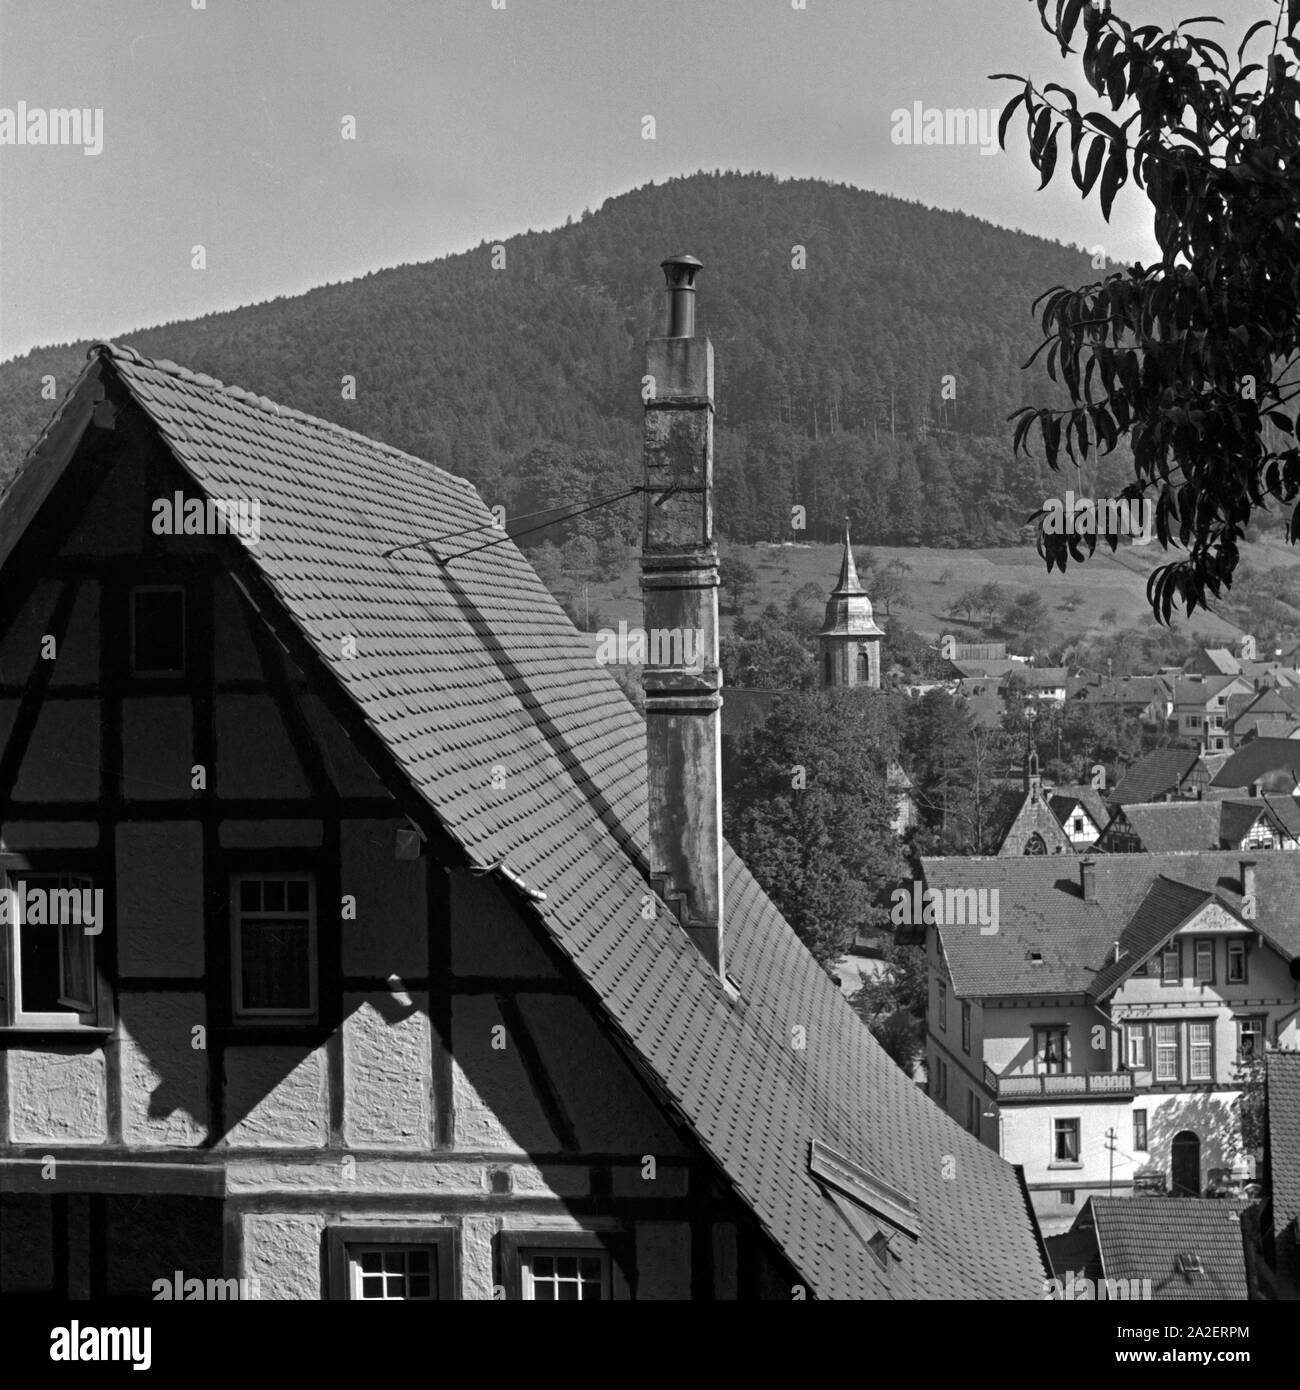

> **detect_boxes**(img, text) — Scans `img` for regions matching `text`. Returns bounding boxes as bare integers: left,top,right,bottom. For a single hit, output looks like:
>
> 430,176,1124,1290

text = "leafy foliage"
722,690,907,968
998,0,1300,620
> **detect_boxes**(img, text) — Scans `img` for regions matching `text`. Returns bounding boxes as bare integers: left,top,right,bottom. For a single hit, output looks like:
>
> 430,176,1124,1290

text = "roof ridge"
89,340,464,488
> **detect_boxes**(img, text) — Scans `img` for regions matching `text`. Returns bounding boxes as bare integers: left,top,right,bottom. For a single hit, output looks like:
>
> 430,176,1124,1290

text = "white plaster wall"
241,1213,324,1300
121,698,193,800
116,821,204,976
224,1047,328,1148
340,820,426,978
341,992,430,1149
118,990,208,1146
7,1049,107,1143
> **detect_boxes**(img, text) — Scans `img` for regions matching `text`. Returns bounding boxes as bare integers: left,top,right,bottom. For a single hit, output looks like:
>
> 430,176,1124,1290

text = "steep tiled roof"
1088,877,1215,999
1,343,1048,1300
1212,738,1300,791
1115,799,1223,852
922,850,1300,998
1267,1051,1300,1254
1084,1197,1250,1300
1110,747,1200,806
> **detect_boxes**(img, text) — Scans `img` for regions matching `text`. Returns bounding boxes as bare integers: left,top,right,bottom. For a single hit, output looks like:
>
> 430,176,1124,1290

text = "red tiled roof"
1,343,1048,1300
1084,1197,1250,1300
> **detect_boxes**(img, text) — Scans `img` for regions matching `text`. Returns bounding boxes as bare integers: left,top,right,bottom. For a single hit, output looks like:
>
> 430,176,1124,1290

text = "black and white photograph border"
0,0,1297,1358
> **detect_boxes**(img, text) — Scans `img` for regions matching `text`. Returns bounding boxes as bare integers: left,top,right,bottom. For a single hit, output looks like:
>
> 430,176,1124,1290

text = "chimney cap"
660,253,704,286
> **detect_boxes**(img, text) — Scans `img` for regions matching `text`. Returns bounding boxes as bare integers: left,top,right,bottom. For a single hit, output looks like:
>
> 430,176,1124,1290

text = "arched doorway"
1171,1130,1201,1196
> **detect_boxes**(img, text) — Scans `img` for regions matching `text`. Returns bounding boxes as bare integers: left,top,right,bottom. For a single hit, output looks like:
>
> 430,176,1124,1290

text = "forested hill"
0,171,1130,546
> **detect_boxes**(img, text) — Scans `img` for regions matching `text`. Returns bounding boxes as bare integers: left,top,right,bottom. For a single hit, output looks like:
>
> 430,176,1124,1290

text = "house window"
1227,940,1248,983
966,1089,979,1134
523,1249,611,1301
1053,1117,1080,1164
1189,1021,1213,1081
857,650,870,683
1133,1109,1148,1152
1154,1023,1180,1082
960,1000,971,1054
1236,1015,1266,1062
936,978,947,1032
1035,1026,1067,1075
2,868,103,1029
230,874,316,1020
823,653,833,685
1059,1188,1076,1206
1072,816,1085,835
933,1056,948,1105
496,1234,626,1301
1124,1022,1148,1069
1161,941,1181,985
130,585,186,677
1194,940,1214,985
325,1227,456,1301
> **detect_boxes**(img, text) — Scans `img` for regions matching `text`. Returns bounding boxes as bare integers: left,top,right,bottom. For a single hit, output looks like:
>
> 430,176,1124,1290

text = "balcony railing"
984,1065,1135,1099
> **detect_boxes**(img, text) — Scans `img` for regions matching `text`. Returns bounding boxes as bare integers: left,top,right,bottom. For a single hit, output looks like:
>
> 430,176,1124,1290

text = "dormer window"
130,585,186,677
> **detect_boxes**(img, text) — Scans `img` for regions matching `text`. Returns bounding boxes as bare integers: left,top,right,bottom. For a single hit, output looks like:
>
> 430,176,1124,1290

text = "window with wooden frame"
496,1232,629,1301
1188,1021,1214,1081
1,860,109,1030
1053,1117,1080,1164
960,999,971,1054
1154,1022,1180,1082
1124,1021,1148,1070
230,873,317,1021
1161,940,1182,986
129,585,186,677
1133,1109,1148,1152
1194,940,1215,985
936,977,946,1032
1236,1014,1267,1062
1227,939,1248,984
1034,1026,1068,1076
325,1227,456,1301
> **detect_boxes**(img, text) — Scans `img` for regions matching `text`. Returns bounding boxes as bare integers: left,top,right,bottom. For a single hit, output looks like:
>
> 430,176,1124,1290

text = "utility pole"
1106,1127,1117,1197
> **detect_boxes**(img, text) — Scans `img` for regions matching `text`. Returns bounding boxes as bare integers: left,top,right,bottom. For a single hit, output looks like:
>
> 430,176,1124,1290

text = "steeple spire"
817,519,883,688
834,518,866,596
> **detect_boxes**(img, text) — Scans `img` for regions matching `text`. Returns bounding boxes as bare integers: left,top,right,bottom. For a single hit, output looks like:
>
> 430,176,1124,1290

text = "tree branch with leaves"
997,0,1300,622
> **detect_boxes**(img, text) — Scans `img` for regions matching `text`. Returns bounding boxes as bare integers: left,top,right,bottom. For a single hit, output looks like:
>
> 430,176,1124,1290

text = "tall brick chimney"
641,254,724,974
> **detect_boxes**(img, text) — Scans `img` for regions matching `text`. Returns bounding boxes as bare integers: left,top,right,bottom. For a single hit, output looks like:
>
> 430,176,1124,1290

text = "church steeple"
817,521,884,689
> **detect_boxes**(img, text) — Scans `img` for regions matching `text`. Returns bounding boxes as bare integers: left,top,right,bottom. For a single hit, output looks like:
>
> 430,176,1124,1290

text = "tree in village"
722,690,907,969
848,938,929,1075
998,0,1300,620
720,610,816,691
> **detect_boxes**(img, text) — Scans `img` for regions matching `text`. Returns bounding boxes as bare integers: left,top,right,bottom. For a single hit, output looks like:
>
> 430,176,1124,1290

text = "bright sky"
0,0,1271,361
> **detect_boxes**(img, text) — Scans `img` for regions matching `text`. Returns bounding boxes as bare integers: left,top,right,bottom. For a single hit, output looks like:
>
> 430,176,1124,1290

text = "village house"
0,259,1048,1300
1048,1196,1253,1301
1108,746,1215,810
1097,796,1300,854
1173,674,1256,754
1046,785,1109,850
919,851,1300,1236
1224,686,1300,748
986,753,1075,857
1211,738,1300,797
